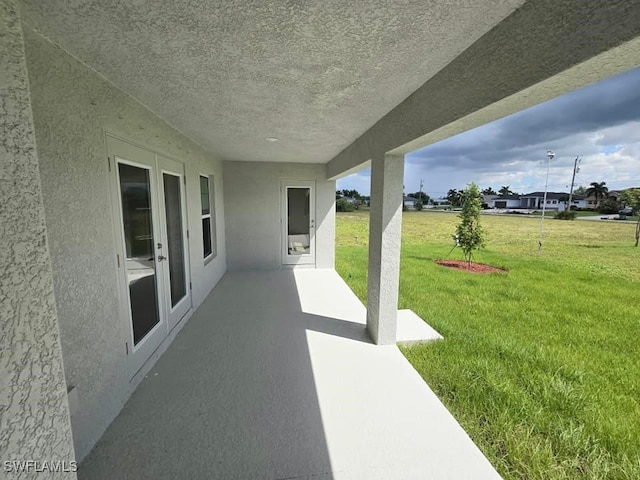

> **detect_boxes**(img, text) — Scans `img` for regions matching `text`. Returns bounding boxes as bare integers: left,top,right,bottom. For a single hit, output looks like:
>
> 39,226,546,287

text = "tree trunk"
635,219,639,247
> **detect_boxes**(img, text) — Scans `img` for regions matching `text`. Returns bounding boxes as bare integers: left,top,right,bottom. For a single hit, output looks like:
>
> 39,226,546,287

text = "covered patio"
79,269,497,479
4,1,640,477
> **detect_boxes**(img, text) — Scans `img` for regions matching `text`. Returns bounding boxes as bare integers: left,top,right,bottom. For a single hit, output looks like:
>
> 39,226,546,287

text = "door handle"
157,255,167,261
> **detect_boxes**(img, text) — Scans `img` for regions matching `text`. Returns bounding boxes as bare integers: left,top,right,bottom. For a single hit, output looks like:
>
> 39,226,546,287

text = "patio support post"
366,153,404,345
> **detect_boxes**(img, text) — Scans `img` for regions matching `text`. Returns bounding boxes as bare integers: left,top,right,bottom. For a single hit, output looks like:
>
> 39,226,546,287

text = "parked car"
619,207,634,216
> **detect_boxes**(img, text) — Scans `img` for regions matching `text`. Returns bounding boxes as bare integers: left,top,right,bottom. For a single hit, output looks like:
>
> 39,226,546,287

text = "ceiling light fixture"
265,137,279,142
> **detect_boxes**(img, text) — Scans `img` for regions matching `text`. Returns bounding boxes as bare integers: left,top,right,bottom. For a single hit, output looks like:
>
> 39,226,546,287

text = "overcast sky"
337,66,640,198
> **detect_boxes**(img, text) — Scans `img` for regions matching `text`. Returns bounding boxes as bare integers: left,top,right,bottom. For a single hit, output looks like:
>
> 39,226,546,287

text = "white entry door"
107,136,192,378
282,180,315,265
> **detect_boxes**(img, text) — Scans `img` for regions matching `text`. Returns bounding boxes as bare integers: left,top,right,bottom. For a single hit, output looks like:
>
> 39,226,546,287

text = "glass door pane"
287,187,311,255
118,163,160,345
162,173,187,307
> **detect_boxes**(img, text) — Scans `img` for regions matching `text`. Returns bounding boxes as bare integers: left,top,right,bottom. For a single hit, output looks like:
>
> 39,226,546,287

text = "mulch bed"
436,260,507,274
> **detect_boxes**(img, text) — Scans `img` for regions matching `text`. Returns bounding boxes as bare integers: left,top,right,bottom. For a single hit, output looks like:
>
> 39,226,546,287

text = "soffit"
20,0,525,163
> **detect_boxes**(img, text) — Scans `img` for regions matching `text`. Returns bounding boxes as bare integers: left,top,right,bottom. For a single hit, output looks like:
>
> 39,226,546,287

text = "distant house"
488,192,586,211
606,189,639,204
433,197,450,206
343,196,361,205
482,194,499,206
404,195,418,209
490,195,521,209
520,192,586,211
604,188,640,208
607,190,623,202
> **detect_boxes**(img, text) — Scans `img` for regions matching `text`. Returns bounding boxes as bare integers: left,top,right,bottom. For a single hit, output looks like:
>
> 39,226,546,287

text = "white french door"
157,155,191,331
107,135,191,378
282,180,315,265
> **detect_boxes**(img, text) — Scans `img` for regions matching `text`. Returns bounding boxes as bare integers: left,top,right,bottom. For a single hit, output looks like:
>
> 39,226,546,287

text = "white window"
200,175,216,260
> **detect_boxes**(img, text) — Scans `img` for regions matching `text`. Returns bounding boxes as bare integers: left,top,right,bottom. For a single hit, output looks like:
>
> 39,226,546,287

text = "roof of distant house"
494,195,521,200
522,191,585,200
609,188,640,196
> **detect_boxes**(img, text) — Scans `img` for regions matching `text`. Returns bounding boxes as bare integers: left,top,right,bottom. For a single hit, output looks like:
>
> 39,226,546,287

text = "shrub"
336,198,355,212
554,210,577,220
415,201,423,211
597,198,620,214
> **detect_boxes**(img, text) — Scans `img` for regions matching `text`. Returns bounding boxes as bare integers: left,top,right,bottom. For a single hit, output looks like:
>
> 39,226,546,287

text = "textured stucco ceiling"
19,0,525,163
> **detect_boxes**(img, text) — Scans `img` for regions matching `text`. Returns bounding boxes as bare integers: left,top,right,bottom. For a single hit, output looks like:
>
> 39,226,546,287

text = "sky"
337,66,640,199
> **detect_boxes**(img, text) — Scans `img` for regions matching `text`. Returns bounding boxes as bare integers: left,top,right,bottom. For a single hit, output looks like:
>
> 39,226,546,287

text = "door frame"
281,180,316,266
108,136,167,378
106,133,193,379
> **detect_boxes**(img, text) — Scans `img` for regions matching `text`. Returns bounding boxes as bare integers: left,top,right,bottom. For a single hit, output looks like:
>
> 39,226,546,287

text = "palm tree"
481,187,497,196
498,186,514,196
446,189,462,207
585,181,609,207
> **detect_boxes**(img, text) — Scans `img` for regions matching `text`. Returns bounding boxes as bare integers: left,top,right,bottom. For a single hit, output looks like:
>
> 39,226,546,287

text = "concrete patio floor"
79,269,499,479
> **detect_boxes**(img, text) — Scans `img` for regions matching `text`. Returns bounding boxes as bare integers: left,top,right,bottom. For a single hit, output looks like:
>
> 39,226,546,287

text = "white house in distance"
4,1,640,478
490,194,523,209
521,192,588,211
488,192,588,211
404,195,419,209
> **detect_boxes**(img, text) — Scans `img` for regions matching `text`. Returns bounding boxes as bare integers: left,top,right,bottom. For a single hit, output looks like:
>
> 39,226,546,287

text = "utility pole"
566,156,581,211
419,178,424,204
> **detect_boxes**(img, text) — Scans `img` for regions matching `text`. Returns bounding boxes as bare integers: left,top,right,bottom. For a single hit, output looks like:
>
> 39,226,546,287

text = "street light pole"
537,150,555,255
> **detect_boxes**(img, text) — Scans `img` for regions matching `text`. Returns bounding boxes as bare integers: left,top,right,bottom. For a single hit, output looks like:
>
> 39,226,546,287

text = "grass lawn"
336,211,640,479
526,210,640,221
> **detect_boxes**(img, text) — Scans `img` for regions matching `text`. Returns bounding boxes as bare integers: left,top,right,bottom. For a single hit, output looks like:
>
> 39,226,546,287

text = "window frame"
199,174,217,263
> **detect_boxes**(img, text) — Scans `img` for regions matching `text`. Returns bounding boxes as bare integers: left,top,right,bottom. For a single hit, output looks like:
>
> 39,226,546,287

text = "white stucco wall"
491,198,521,209
0,2,76,475
224,161,335,271
22,25,226,461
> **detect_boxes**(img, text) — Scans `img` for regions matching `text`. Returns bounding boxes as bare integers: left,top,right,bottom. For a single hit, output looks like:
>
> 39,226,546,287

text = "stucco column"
0,1,77,475
366,153,404,345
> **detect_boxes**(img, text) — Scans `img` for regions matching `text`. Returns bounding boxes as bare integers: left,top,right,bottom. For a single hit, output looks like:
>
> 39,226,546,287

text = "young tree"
574,185,587,195
456,183,485,265
621,189,640,247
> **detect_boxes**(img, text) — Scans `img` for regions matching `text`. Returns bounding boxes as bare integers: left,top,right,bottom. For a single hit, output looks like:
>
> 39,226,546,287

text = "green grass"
525,210,639,221
336,211,640,479
528,210,598,217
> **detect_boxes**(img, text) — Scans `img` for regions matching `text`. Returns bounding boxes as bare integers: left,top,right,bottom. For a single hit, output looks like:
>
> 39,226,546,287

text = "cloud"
339,66,640,197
